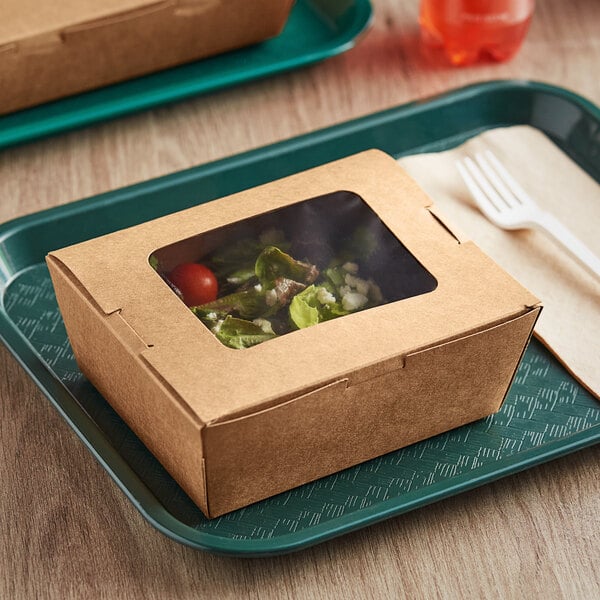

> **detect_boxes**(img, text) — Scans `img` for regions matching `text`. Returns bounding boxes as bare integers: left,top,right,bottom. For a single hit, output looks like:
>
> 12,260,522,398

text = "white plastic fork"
457,150,600,281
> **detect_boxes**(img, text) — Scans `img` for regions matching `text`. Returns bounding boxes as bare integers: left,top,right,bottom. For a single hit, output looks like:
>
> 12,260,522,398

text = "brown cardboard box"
0,0,295,115
46,150,541,518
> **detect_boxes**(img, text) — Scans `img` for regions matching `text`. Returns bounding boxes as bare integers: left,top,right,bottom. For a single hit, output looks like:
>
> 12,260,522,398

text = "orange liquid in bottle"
420,0,535,65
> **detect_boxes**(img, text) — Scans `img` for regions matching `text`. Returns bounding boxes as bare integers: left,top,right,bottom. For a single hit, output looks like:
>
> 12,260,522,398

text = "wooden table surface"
1,1,599,598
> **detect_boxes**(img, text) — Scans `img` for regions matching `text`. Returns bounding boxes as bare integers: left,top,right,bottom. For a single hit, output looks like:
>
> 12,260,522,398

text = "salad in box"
46,150,541,517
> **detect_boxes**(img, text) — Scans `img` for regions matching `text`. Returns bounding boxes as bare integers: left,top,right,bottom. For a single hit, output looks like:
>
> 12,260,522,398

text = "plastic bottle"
419,0,535,66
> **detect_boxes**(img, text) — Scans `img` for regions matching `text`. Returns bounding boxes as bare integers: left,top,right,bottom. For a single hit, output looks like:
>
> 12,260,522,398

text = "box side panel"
204,309,539,517
46,256,209,515
1,0,294,114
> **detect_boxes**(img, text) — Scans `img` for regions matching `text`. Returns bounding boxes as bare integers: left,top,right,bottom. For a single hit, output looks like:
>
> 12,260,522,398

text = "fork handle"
532,212,600,281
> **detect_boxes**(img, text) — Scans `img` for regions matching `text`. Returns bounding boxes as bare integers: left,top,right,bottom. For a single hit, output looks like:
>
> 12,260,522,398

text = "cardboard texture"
0,0,295,115
47,151,541,517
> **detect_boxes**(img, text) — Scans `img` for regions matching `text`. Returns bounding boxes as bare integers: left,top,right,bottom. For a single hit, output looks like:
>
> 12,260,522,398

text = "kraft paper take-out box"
46,151,541,518
1,0,295,115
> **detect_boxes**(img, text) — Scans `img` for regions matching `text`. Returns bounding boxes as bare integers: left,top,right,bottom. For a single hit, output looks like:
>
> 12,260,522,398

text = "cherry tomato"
168,263,218,306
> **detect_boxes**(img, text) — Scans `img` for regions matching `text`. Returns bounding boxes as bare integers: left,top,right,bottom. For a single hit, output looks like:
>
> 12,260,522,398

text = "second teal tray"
0,0,372,151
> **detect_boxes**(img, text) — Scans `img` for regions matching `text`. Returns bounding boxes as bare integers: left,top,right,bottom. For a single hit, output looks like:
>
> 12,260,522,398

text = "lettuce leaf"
289,284,349,329
289,286,320,329
255,246,318,288
191,288,270,320
213,316,277,349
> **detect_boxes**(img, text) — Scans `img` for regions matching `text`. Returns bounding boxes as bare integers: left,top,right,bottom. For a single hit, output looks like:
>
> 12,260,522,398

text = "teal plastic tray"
1,81,598,556
0,0,372,151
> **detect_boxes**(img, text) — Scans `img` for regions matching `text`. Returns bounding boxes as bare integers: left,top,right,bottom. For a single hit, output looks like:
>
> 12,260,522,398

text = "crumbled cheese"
342,262,359,274
345,273,370,296
316,287,336,305
339,285,351,297
252,318,274,334
344,273,359,287
265,288,278,307
355,279,370,296
212,320,224,333
206,312,217,320
342,292,368,311
254,283,263,292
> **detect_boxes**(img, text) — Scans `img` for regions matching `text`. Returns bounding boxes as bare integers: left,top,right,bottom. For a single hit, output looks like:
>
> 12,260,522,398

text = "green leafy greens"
213,316,277,350
189,231,383,349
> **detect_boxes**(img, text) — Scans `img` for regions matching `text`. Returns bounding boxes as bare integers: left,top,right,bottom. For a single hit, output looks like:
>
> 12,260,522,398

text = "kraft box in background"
0,0,295,115
46,151,541,518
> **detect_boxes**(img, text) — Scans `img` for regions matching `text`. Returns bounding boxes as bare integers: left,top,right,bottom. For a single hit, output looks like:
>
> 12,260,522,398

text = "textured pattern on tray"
5,264,599,540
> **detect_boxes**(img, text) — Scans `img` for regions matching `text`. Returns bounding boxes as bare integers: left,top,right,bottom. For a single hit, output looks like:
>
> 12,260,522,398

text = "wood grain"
1,0,599,598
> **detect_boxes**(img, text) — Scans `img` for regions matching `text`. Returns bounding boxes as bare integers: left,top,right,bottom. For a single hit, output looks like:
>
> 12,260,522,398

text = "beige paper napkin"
399,125,600,399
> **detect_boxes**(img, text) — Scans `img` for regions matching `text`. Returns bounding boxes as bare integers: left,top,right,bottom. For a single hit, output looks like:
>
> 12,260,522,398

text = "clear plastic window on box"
150,191,438,349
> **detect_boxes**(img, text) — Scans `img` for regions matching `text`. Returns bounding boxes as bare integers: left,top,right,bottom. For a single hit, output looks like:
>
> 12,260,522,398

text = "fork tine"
474,152,520,208
484,150,535,208
456,159,502,221
462,157,506,213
